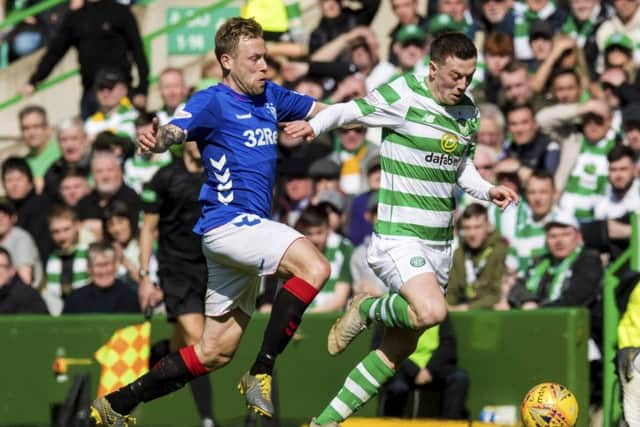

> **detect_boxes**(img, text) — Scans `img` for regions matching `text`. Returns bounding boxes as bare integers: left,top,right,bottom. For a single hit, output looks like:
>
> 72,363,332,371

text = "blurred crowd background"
0,0,639,422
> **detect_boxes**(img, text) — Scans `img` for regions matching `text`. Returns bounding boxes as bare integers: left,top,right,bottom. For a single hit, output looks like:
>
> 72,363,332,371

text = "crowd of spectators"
1,0,640,420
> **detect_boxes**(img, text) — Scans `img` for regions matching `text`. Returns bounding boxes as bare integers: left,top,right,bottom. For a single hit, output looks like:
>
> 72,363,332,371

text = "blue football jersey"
170,81,315,234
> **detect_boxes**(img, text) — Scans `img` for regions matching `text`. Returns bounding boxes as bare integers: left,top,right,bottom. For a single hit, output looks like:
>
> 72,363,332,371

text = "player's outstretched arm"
138,117,186,153
284,101,362,141
457,157,519,210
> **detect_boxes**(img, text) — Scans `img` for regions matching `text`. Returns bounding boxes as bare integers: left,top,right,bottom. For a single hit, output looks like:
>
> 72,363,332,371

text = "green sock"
315,351,395,425
358,293,414,329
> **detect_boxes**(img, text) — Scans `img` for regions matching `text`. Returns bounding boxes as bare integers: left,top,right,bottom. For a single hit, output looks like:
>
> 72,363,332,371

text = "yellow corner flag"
95,322,151,397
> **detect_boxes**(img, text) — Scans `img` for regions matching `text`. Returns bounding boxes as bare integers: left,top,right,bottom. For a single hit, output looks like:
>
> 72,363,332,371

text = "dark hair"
430,32,477,65
18,104,48,125
461,203,488,220
134,111,157,128
1,156,33,182
551,68,580,86
215,17,263,67
295,205,329,231
0,246,13,266
103,200,137,242
504,102,535,118
60,164,90,181
527,169,555,188
608,144,637,163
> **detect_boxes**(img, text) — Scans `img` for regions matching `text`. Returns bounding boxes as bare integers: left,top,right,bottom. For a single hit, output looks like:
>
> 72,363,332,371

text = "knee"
447,368,470,388
300,256,331,288
197,340,236,370
411,303,447,329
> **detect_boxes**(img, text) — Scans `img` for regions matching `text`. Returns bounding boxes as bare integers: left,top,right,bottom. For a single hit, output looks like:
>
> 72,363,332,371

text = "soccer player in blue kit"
90,17,331,426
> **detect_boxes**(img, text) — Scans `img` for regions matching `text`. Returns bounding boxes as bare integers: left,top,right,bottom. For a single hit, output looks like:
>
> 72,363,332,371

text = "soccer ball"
521,382,579,427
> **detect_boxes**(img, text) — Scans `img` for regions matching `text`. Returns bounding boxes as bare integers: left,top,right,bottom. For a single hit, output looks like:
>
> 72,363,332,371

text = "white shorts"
201,214,303,317
366,234,452,293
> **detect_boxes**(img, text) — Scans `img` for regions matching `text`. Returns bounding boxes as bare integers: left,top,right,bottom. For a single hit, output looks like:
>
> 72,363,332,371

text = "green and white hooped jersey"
352,73,480,245
124,152,173,194
499,202,551,275
84,98,138,140
309,232,354,310
559,134,616,221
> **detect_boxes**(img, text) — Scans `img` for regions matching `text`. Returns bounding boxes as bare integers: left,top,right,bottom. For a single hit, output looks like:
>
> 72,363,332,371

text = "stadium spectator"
530,34,592,99
502,103,560,178
548,68,583,104
0,201,42,287
274,159,313,227
498,170,556,278
499,61,541,109
62,241,140,314
388,0,428,65
43,117,91,200
21,0,149,119
57,166,91,208
457,145,498,212
379,315,469,419
136,140,213,424
603,33,636,77
311,26,394,92
622,104,640,157
76,150,141,240
103,200,145,289
296,205,353,313
526,20,554,72
347,156,381,246
308,0,380,60
390,24,428,77
447,204,507,310
595,0,640,73
477,103,507,153
2,156,54,263
326,123,379,195
308,158,341,200
156,67,189,125
512,0,567,61
476,32,514,104
43,206,90,316
594,145,640,220
18,105,61,192
562,0,611,78
435,0,478,39
315,190,348,235
542,101,616,222
350,191,386,297
0,247,48,315
84,68,139,142
480,0,516,35
123,113,172,194
508,211,601,311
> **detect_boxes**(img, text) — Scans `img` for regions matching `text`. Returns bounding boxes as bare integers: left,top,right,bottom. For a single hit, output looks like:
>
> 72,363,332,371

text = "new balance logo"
235,113,252,120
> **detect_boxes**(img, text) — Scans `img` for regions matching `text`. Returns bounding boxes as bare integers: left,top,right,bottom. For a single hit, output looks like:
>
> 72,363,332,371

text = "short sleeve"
269,82,315,122
169,88,218,142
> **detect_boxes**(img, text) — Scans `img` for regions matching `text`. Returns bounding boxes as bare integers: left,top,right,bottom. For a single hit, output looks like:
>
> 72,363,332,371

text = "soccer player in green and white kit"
284,33,519,427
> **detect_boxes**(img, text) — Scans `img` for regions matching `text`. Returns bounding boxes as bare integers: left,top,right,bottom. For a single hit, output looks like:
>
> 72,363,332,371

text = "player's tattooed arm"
154,124,186,152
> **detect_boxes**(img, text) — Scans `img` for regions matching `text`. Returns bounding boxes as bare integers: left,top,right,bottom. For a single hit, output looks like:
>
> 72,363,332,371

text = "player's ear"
219,53,233,73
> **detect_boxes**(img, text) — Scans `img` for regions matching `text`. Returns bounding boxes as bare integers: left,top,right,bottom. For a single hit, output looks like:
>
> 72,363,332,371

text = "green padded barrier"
0,309,589,426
